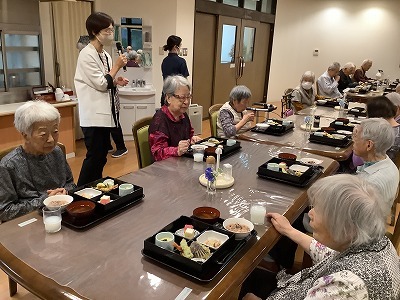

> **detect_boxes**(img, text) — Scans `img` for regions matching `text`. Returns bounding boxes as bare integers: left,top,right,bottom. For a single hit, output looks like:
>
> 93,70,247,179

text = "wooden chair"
281,88,294,118
208,103,223,137
132,117,153,169
387,211,400,250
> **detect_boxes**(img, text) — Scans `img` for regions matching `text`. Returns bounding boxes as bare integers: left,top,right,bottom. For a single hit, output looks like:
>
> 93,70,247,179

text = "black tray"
347,107,367,117
257,157,323,187
316,100,339,107
309,132,353,147
185,136,241,161
251,119,294,136
142,216,257,282
61,177,144,230
329,121,356,132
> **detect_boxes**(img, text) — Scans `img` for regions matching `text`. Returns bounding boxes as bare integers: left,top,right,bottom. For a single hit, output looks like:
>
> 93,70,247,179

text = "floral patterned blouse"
267,237,400,299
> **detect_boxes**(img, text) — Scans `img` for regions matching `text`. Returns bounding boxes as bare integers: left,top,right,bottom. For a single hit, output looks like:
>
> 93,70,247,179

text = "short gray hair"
343,62,355,70
328,62,340,71
229,85,251,103
14,100,60,136
385,92,400,107
358,118,395,156
300,71,315,83
125,50,137,61
308,174,386,247
163,75,191,95
362,59,372,67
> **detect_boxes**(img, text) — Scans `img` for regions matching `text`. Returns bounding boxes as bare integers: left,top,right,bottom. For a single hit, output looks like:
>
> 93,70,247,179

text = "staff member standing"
74,12,128,186
161,35,189,106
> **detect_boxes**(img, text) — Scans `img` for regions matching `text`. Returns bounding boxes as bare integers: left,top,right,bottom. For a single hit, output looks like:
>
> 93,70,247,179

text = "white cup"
155,232,174,251
119,183,134,196
250,202,267,225
192,145,205,163
63,94,70,101
43,207,62,233
55,88,64,101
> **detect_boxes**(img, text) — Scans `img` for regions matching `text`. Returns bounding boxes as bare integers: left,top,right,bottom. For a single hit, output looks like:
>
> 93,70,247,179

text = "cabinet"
119,96,155,140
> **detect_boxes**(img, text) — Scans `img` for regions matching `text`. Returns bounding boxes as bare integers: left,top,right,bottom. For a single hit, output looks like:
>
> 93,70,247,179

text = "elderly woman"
216,85,255,138
354,59,373,82
149,75,201,161
0,101,76,222
125,49,140,67
241,174,400,300
317,62,342,98
352,118,399,215
385,92,400,123
338,62,357,93
290,71,316,113
366,96,400,161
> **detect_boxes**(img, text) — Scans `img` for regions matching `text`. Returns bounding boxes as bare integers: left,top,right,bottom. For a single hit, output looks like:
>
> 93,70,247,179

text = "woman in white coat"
74,12,128,185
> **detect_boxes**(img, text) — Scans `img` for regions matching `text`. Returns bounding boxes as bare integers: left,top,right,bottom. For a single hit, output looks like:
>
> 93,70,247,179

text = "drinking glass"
43,207,62,233
250,201,267,225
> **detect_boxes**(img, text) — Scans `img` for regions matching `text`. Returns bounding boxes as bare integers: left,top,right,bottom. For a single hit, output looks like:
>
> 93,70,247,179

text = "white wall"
95,0,195,107
268,0,400,102
39,2,55,87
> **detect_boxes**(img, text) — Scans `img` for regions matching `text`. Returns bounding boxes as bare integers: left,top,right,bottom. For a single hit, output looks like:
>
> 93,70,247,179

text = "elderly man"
353,118,399,215
354,59,373,82
338,62,357,93
317,62,342,98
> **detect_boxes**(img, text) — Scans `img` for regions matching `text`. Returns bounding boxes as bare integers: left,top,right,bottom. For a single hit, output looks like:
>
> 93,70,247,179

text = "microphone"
116,42,126,72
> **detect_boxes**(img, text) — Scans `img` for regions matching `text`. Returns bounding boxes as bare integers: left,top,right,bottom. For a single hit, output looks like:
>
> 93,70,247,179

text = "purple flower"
322,275,333,285
205,167,215,182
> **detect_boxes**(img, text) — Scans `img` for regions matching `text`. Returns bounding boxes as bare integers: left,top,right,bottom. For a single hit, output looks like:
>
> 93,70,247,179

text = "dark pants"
238,268,278,299
109,126,126,151
78,127,110,186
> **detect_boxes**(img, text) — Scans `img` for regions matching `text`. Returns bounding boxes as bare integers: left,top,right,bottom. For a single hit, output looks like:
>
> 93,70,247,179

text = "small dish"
196,230,229,250
175,228,201,240
321,127,335,133
289,164,309,173
300,157,323,165
222,218,254,240
336,130,352,135
256,123,270,129
331,134,346,140
74,188,102,199
43,194,73,211
316,99,327,105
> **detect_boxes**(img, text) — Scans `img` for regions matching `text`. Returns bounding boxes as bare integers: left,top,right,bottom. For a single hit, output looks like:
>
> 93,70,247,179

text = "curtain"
51,1,91,90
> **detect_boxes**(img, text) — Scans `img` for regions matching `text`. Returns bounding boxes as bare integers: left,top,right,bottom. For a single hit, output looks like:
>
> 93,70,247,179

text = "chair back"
208,103,223,137
281,88,294,118
0,142,66,161
132,117,153,169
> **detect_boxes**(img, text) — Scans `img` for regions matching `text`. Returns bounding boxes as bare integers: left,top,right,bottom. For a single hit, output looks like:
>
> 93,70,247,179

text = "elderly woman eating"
290,71,316,113
352,118,399,215
317,62,342,99
241,174,400,300
149,75,201,161
0,101,76,222
216,85,255,138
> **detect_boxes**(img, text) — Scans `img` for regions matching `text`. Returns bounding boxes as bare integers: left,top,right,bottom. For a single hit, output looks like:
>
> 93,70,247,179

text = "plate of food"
74,188,102,199
196,230,229,250
175,224,200,240
299,157,323,166
336,130,352,135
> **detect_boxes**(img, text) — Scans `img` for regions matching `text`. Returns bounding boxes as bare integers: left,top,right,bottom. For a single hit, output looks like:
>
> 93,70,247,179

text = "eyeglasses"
101,27,115,34
172,94,192,103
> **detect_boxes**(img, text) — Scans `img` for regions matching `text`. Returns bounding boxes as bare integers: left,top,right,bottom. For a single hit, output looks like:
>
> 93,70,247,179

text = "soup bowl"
223,217,254,239
193,206,220,224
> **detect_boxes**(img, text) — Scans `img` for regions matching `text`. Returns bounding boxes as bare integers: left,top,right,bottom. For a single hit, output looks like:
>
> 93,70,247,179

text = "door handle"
123,106,135,109
235,56,241,80
137,106,147,109
239,56,244,79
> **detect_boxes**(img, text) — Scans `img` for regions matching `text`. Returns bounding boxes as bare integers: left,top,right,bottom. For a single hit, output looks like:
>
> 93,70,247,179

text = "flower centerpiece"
204,167,217,195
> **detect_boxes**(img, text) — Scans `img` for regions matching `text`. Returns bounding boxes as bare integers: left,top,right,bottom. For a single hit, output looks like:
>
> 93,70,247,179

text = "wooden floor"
1,113,399,299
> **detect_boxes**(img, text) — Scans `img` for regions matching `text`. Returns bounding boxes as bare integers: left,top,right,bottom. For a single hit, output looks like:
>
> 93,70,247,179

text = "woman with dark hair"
74,12,128,185
160,35,189,106
366,96,400,161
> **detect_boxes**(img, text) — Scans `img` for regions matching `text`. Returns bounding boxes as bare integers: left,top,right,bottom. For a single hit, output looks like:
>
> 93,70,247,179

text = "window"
120,17,143,50
220,24,237,63
0,32,42,90
242,27,255,62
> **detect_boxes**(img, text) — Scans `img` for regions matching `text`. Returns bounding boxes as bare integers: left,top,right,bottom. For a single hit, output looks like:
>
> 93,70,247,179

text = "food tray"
329,121,356,132
61,177,144,230
316,100,339,107
250,119,294,136
347,107,367,117
185,136,241,161
309,132,353,147
142,216,257,282
257,157,323,187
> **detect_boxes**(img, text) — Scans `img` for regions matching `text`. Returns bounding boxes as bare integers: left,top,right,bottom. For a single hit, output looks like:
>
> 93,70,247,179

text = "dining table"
346,90,384,103
239,110,354,161
0,140,339,300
